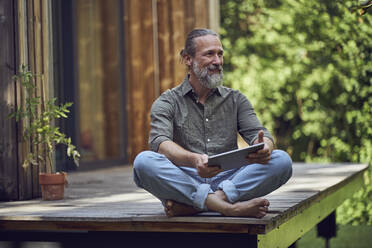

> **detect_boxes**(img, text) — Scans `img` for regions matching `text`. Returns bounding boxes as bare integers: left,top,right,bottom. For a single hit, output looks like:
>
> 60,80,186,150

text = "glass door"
76,0,125,162
54,0,127,170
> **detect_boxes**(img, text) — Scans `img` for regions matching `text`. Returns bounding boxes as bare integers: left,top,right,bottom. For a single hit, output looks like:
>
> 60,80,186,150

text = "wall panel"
0,0,18,200
124,0,155,163
6,0,53,200
125,0,219,161
3,0,220,201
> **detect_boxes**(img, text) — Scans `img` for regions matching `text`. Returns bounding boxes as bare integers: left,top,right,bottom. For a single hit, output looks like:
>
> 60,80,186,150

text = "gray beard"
192,61,223,89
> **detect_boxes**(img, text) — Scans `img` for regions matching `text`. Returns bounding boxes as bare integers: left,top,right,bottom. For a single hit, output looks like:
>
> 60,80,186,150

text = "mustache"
207,64,223,72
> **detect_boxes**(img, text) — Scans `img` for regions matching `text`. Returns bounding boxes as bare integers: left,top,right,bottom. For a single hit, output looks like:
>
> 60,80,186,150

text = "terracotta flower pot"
39,173,67,200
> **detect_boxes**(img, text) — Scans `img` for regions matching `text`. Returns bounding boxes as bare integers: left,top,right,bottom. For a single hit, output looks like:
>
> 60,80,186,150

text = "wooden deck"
0,162,369,248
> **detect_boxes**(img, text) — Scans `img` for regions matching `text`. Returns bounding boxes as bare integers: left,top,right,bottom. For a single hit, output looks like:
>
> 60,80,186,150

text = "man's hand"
191,153,222,178
247,130,273,164
158,140,222,177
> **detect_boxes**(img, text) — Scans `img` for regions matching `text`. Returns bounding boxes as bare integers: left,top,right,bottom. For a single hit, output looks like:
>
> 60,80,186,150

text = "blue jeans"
133,150,292,210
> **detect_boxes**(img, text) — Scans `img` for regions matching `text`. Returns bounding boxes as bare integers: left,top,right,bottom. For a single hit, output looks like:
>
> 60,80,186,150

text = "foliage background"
220,0,372,225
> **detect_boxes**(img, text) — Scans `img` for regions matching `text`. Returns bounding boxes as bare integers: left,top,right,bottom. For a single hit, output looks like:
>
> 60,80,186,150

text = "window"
55,0,127,169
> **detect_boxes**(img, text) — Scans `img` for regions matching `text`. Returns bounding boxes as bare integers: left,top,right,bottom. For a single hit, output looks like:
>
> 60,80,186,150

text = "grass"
296,225,372,248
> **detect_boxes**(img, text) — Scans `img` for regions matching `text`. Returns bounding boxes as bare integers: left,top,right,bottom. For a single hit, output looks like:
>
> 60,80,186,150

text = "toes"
164,207,174,217
164,200,174,216
165,200,173,208
259,206,268,212
257,211,267,218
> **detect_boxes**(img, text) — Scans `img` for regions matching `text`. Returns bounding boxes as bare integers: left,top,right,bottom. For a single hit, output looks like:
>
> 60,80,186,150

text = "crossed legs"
133,150,292,218
164,190,270,218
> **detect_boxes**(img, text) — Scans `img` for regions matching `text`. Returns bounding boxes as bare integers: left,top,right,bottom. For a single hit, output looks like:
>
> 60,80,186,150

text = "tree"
220,0,372,224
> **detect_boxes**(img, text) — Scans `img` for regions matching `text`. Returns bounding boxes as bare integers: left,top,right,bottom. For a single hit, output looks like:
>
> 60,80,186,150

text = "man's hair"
180,29,219,59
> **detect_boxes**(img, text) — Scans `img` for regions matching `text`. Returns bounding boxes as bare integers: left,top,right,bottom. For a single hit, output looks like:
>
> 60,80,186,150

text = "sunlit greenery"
220,0,372,224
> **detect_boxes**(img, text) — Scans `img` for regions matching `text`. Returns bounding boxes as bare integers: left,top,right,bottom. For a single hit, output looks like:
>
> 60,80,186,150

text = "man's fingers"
201,154,209,164
258,130,264,143
211,170,222,177
248,149,270,158
208,166,220,172
247,156,271,165
198,162,222,178
209,167,223,175
207,165,223,177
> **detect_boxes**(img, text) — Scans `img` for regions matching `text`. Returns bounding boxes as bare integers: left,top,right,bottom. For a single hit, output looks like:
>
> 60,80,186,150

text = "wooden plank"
17,0,33,200
183,0,195,34
0,0,18,200
100,0,122,158
169,0,186,86
157,0,174,93
41,0,53,173
208,0,220,32
17,0,27,64
32,0,42,195
194,0,208,28
0,219,255,233
152,0,160,98
257,166,369,247
123,0,132,158
124,0,155,163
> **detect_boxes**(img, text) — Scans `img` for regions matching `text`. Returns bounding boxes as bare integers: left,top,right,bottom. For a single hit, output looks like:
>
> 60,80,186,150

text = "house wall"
0,0,219,200
0,0,18,200
124,0,220,162
0,0,54,200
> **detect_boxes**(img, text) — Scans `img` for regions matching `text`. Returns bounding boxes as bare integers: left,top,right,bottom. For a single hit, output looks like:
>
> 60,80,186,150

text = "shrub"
220,0,372,224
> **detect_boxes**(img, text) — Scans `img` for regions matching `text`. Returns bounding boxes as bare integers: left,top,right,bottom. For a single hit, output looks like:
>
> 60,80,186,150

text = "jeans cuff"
218,180,239,203
192,183,212,211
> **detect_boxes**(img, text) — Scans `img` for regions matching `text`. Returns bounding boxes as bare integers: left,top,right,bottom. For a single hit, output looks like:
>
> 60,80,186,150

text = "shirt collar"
180,75,193,96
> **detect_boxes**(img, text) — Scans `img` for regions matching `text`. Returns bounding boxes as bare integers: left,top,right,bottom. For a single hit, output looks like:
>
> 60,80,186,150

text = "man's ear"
184,54,193,67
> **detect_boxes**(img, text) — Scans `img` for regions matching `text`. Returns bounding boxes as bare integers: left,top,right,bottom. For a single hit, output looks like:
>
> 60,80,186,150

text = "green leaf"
67,146,72,156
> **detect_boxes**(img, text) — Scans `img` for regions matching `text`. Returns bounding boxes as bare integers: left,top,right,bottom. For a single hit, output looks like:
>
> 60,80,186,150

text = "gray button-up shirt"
149,76,273,156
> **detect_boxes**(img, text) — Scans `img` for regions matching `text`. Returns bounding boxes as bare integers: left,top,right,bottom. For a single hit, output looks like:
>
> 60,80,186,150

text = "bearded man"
133,29,292,217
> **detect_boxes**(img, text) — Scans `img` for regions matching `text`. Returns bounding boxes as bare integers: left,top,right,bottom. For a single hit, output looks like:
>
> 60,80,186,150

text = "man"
133,29,292,218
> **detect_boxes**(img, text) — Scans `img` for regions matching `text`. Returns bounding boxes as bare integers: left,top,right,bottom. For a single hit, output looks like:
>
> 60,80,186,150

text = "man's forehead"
194,35,223,52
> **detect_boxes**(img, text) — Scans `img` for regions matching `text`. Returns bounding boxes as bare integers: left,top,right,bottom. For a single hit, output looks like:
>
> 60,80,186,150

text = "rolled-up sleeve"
237,92,274,145
149,93,174,152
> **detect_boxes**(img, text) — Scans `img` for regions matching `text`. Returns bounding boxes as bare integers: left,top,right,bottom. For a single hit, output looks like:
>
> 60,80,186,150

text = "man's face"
189,35,224,89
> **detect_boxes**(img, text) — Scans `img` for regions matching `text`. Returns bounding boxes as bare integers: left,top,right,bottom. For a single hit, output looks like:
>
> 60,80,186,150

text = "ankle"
215,190,228,202
223,203,239,216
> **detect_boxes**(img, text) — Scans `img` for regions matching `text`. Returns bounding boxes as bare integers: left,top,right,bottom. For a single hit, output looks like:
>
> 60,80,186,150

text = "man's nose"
212,55,223,65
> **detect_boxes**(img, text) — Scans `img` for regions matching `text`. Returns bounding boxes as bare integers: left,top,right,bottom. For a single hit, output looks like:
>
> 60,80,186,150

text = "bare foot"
205,193,270,218
164,200,201,217
214,190,228,202
228,198,270,218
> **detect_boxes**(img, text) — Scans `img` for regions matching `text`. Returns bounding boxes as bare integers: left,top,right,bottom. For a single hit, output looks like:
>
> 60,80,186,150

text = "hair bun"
180,49,185,57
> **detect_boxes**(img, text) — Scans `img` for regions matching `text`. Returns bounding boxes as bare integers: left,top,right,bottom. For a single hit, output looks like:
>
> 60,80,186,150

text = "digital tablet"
208,143,265,171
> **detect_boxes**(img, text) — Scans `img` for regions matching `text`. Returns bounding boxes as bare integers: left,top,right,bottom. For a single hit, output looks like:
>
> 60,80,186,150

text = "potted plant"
9,65,80,200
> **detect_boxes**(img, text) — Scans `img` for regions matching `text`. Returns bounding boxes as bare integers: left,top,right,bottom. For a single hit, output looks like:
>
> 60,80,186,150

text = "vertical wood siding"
125,0,219,162
1,0,219,200
1,0,54,200
124,0,156,163
0,0,18,200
